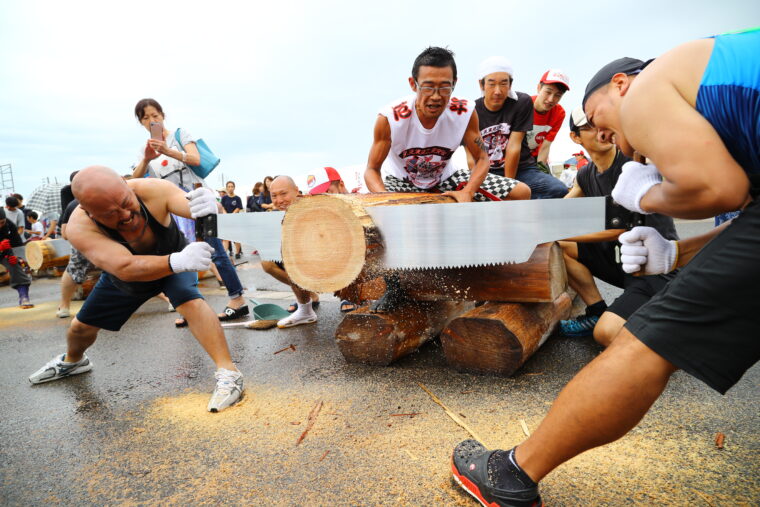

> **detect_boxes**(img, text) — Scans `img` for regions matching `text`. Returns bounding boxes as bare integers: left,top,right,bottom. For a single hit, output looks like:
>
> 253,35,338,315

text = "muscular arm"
675,219,731,268
66,208,174,282
621,46,749,218
536,139,552,165
503,131,524,179
365,115,392,192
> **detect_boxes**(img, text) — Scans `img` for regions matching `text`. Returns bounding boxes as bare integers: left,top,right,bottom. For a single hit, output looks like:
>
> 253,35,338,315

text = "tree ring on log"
282,195,367,293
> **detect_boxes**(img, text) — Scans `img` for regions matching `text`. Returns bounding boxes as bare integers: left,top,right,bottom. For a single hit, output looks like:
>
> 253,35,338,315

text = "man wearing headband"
451,29,760,505
28,166,244,413
365,47,527,203
471,56,566,200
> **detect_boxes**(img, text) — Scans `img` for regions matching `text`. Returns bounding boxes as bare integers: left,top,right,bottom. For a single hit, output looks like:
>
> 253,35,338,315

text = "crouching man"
28,166,243,412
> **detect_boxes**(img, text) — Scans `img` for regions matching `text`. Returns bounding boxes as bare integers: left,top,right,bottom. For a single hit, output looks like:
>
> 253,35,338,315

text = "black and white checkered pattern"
384,169,519,201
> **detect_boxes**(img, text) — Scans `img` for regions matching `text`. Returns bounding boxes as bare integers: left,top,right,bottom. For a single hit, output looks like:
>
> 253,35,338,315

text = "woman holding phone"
131,98,250,325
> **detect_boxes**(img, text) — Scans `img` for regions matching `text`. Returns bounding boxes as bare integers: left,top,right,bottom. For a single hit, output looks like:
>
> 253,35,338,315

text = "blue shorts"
696,29,760,176
76,271,202,331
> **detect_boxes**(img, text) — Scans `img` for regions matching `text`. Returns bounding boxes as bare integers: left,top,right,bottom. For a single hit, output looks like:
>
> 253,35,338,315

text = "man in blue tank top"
451,29,760,505
28,166,244,413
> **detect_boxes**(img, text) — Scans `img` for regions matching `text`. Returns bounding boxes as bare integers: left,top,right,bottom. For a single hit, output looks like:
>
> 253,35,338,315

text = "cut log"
25,239,71,271
440,292,572,376
281,193,455,293
336,242,566,304
335,300,474,365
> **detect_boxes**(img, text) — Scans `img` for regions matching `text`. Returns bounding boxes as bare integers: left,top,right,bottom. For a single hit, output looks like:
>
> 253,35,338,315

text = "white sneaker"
56,308,71,318
207,368,243,413
29,353,93,384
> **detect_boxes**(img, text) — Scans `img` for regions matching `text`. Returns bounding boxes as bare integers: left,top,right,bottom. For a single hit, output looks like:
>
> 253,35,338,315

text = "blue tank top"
696,28,760,177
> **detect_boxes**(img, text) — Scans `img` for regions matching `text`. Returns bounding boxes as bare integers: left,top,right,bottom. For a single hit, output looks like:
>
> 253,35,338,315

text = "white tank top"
380,94,473,189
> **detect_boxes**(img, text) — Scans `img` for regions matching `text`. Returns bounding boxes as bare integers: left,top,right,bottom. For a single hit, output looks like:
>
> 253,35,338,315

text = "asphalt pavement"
0,220,757,506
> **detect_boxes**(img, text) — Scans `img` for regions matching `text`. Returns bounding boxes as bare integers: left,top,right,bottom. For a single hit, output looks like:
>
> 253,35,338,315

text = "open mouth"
118,212,136,227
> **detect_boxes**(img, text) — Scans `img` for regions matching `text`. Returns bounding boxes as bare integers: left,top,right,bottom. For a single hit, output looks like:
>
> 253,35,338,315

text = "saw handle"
189,183,218,241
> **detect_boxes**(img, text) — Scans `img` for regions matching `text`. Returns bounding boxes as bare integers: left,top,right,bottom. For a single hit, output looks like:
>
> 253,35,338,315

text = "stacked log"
24,239,71,271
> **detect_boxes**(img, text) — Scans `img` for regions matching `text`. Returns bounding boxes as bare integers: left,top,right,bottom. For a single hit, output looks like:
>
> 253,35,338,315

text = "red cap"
540,69,570,91
307,167,343,195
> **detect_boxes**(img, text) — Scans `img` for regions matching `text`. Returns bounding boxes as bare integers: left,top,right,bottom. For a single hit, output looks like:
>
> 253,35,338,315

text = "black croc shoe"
452,440,542,507
218,305,250,321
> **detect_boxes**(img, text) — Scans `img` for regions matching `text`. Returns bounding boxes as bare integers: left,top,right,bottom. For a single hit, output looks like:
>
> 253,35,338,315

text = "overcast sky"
1,0,757,199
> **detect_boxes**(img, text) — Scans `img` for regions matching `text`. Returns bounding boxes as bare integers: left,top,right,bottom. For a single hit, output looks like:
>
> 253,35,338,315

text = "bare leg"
210,262,222,283
593,311,627,347
514,328,677,482
64,318,100,362
262,261,318,304
505,181,531,201
560,241,604,305
234,242,242,255
176,298,235,370
58,270,78,312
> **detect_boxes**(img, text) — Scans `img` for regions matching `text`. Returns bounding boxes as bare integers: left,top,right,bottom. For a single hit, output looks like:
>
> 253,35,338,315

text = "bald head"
270,175,299,211
72,166,129,206
72,166,142,232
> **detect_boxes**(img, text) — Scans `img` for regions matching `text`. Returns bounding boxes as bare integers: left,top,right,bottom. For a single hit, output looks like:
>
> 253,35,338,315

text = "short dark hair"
226,180,235,187
540,81,568,93
134,98,164,122
5,196,19,208
12,193,23,202
412,47,457,82
28,211,38,220
69,170,80,182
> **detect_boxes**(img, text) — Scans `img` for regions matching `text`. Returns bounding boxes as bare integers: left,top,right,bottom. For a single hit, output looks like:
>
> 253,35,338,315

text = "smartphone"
149,122,163,141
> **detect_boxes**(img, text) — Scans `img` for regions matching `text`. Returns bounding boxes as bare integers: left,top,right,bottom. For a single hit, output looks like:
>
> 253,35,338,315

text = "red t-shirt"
527,99,565,158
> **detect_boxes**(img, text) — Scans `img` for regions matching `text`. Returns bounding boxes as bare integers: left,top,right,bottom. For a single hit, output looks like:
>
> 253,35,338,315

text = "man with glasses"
557,107,678,342
364,46,529,203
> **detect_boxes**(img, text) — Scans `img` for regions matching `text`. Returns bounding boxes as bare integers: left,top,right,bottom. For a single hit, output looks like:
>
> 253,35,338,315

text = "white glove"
186,188,218,218
611,161,662,214
618,226,678,275
169,242,214,273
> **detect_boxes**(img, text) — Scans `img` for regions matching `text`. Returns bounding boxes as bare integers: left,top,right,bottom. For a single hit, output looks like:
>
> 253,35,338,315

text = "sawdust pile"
76,382,757,506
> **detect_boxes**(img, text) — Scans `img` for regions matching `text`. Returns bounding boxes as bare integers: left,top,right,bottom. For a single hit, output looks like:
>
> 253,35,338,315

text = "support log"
25,239,71,271
336,242,566,304
440,292,572,376
281,193,455,293
335,300,474,365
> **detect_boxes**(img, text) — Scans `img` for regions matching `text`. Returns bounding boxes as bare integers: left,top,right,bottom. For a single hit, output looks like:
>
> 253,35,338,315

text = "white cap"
477,56,518,100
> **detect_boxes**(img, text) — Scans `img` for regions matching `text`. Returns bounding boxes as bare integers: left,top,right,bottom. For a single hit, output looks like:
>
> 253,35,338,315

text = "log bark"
335,300,474,365
336,242,566,304
281,193,455,293
440,292,572,376
24,239,71,270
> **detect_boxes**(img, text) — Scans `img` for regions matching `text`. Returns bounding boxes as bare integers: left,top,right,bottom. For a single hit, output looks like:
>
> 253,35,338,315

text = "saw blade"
366,197,607,269
215,211,284,261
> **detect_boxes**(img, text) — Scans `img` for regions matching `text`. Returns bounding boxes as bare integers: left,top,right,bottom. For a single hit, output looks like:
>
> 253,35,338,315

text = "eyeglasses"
415,81,454,97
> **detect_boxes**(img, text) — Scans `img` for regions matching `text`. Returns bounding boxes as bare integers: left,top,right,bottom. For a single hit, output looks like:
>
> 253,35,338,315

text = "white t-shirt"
137,127,207,191
30,222,44,237
379,94,474,189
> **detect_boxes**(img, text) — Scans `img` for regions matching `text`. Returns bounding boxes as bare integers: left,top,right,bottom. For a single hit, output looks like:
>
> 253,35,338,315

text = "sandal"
287,300,320,313
218,305,250,321
175,317,188,328
340,300,358,313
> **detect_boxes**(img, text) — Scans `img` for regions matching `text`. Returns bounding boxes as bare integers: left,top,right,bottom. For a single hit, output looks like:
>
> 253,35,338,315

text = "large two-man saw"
196,195,640,269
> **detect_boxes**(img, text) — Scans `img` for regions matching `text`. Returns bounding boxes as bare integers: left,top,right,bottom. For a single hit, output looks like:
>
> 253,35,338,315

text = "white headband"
477,56,518,100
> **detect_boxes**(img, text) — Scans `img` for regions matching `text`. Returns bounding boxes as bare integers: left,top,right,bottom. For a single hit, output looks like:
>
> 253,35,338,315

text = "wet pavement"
0,220,758,506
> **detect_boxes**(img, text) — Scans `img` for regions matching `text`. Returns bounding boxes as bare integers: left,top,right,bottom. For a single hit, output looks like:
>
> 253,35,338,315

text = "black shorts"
625,198,760,394
577,242,625,288
76,271,202,332
607,273,675,321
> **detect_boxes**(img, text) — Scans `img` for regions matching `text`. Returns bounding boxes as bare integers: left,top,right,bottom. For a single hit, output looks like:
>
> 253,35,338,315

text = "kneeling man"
29,166,243,413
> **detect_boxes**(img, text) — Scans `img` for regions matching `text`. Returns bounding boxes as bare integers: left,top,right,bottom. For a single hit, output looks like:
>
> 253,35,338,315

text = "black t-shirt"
576,150,679,241
61,199,79,225
475,92,536,176
221,195,242,214
0,219,24,248
60,185,75,217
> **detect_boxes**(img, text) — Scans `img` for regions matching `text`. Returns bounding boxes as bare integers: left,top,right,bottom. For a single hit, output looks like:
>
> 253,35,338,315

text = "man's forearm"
464,157,490,195
641,181,743,219
676,220,731,267
365,168,386,192
536,141,551,164
503,147,521,179
132,159,150,179
106,254,175,282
